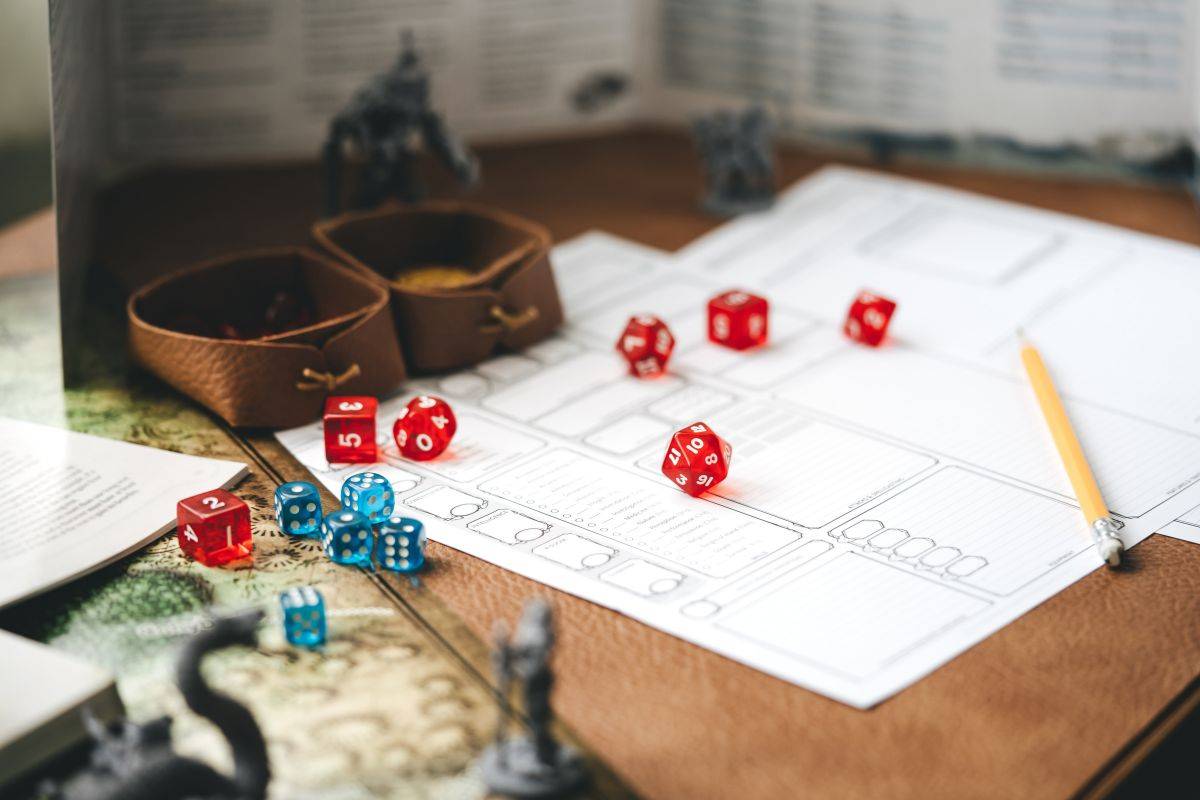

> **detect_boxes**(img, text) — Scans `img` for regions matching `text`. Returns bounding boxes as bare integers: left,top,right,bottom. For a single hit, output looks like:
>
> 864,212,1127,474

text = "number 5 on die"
323,395,378,463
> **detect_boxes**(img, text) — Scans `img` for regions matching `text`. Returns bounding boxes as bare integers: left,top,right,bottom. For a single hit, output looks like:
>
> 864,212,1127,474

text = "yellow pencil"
1019,332,1123,567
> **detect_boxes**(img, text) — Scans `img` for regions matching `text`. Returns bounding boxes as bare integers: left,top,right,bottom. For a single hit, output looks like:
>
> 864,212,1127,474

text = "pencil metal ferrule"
1091,517,1124,568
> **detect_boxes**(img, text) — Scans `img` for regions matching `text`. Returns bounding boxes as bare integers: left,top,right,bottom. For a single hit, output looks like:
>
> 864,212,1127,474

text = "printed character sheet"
279,169,1200,708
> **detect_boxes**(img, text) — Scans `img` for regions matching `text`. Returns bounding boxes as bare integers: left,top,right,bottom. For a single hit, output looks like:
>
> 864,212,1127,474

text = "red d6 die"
708,289,768,350
324,396,378,463
393,395,457,461
843,290,897,347
661,422,732,497
616,315,675,378
177,489,252,566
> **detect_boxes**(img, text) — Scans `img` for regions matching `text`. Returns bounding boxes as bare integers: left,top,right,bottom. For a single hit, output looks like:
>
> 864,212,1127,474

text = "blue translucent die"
280,586,326,648
321,509,374,566
374,516,427,573
340,471,395,524
274,481,322,536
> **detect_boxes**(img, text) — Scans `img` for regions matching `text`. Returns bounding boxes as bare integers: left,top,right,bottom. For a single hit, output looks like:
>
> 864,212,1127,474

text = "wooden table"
5,129,1200,799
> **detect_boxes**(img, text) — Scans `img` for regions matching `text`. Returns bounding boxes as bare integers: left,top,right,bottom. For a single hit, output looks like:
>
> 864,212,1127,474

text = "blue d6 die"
280,586,326,648
375,516,427,573
341,471,395,524
321,509,374,566
274,481,322,536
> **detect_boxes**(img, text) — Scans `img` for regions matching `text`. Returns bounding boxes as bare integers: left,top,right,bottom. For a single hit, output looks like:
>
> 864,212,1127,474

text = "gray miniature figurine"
692,106,776,216
38,610,270,800
323,31,479,215
481,599,587,799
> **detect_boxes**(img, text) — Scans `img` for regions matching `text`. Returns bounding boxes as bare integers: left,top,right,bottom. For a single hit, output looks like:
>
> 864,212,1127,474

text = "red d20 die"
708,289,768,350
661,422,732,497
177,488,252,566
324,396,378,463
393,395,457,461
843,290,897,347
616,315,675,378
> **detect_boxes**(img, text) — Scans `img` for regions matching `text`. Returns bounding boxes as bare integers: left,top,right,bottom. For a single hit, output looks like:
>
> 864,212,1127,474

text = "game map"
0,273,629,799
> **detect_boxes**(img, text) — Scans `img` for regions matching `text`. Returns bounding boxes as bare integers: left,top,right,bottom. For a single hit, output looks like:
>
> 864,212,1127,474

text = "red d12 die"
616,315,675,378
324,396,378,463
662,422,732,497
393,395,457,461
708,289,768,350
843,290,897,347
177,489,252,566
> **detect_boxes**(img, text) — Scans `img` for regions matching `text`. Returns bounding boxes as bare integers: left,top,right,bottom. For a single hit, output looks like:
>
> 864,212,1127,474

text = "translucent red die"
661,422,732,497
324,396,378,463
393,395,457,461
177,488,252,566
616,315,675,378
843,290,897,347
708,289,768,350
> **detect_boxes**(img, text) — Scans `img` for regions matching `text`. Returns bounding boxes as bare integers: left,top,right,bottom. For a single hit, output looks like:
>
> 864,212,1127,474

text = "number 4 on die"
324,396,378,463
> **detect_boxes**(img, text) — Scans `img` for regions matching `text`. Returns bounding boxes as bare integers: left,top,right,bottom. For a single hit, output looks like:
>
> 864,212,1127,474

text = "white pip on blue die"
321,509,374,566
375,516,426,573
274,481,322,536
280,586,326,648
341,471,395,524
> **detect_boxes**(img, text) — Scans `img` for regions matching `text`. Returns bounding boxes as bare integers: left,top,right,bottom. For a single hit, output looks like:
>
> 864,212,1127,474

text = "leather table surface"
9,129,1200,799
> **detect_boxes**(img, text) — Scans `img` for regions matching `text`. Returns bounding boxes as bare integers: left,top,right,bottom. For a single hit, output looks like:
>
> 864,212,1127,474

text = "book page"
640,0,1195,153
0,419,248,608
278,230,1200,707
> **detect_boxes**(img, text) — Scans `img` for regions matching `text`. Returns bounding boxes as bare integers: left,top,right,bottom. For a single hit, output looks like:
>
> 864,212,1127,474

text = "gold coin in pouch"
392,265,476,289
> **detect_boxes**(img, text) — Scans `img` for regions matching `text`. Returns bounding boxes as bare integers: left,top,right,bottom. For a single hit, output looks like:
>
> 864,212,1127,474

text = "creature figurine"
39,610,270,800
323,31,479,214
480,599,587,799
692,105,776,216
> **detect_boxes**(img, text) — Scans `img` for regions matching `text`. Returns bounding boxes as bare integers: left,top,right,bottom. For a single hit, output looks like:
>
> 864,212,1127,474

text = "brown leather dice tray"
127,246,406,428
313,201,564,373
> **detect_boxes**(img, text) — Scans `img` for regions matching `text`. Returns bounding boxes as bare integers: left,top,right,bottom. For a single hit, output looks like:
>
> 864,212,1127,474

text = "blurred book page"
0,418,247,608
278,230,1200,707
106,0,640,161
102,0,1197,162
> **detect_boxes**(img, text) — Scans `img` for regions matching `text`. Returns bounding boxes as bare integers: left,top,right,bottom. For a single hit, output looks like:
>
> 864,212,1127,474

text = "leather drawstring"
481,304,539,335
296,363,362,392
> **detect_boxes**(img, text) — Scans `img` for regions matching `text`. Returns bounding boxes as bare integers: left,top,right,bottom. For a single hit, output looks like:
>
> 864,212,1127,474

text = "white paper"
279,223,1200,708
0,419,248,609
1164,503,1200,544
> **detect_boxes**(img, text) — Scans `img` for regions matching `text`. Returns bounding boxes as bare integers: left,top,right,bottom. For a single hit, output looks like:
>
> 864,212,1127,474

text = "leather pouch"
312,202,563,372
127,247,407,428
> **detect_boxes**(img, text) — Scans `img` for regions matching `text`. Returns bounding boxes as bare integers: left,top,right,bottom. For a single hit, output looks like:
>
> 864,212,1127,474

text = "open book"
0,418,247,609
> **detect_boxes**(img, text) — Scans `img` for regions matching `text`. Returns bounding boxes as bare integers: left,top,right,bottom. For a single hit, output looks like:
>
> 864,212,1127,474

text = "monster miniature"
692,105,776,216
323,31,478,214
39,610,270,800
481,599,587,798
